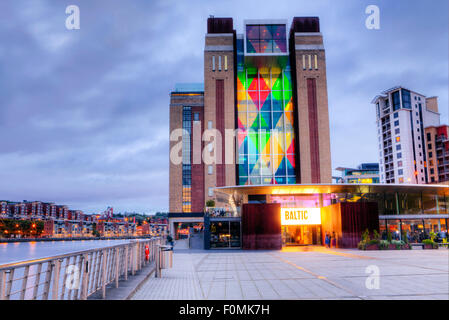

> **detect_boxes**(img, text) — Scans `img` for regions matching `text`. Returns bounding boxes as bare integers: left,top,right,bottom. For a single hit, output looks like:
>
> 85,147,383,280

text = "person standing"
331,232,337,248
325,233,330,248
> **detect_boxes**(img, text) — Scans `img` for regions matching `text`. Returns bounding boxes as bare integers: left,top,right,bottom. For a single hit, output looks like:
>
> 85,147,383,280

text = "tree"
206,200,215,207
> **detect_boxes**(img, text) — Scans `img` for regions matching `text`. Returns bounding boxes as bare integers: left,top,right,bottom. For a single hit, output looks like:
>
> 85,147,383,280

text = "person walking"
325,233,330,248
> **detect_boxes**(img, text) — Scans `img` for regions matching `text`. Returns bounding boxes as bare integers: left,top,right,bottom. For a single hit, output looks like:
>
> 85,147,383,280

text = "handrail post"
0,270,6,300
42,262,53,300
101,250,107,299
32,264,42,300
115,247,120,288
80,254,89,300
52,259,61,300
124,245,129,281
20,265,30,300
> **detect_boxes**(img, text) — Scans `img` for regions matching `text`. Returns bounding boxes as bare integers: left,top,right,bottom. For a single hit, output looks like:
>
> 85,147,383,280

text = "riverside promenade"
131,244,449,300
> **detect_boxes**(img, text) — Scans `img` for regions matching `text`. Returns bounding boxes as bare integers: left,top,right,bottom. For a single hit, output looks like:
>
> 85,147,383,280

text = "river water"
0,240,133,265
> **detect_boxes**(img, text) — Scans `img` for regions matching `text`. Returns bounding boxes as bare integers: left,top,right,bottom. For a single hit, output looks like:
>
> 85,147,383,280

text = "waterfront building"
372,87,440,184
167,17,449,249
335,163,380,184
425,125,449,184
169,16,332,238
0,200,137,238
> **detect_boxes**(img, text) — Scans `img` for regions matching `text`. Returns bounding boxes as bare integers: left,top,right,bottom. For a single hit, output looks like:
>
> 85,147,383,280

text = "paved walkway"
130,247,449,300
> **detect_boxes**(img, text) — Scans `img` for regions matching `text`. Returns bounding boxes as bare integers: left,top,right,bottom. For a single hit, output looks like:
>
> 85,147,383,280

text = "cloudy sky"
1,0,447,214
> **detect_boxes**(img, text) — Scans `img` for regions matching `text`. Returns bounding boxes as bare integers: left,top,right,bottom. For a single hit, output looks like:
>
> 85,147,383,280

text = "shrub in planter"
422,239,438,249
357,241,366,250
379,240,389,250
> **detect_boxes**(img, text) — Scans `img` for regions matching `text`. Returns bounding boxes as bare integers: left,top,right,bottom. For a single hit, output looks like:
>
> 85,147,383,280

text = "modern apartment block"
425,125,449,184
169,16,332,214
372,87,440,184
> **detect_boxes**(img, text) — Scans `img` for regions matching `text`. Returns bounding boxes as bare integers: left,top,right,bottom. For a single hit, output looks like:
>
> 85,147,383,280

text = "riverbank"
0,235,153,243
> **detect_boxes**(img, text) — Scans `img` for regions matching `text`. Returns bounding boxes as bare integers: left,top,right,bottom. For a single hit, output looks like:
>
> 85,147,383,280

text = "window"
224,55,228,71
397,161,403,167
218,56,222,71
212,56,215,71
392,91,401,111
426,133,431,141
397,153,402,159
394,113,399,119
194,113,200,121
428,143,432,150
429,152,433,158
208,165,213,175
246,24,287,54
208,187,214,197
396,136,401,142
399,177,404,183
394,120,399,126
208,121,213,129
396,145,401,151
430,168,435,174
398,169,403,176
405,89,416,110
395,128,400,134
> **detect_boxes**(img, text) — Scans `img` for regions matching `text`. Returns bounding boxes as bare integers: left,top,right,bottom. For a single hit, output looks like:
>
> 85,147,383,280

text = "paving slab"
130,247,449,300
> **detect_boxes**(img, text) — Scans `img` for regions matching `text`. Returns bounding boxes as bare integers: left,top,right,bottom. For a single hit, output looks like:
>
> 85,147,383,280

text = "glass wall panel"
401,219,426,243
210,221,230,248
230,222,241,248
398,193,422,215
422,193,438,214
236,62,296,185
438,195,448,214
386,219,401,240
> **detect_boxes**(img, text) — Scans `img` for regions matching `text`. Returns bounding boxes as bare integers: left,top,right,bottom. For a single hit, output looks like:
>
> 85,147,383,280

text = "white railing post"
52,260,61,300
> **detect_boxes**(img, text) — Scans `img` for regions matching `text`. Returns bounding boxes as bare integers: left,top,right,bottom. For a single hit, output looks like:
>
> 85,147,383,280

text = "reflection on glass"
210,221,241,248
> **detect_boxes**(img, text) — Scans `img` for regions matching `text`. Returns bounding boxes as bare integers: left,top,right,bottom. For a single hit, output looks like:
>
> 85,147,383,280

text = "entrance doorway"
282,225,322,246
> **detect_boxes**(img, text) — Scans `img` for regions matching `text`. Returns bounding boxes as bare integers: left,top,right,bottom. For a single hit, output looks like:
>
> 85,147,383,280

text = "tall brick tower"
203,17,237,203
289,17,332,183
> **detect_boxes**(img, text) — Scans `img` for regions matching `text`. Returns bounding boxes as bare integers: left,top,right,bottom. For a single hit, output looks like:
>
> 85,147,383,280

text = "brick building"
169,16,332,215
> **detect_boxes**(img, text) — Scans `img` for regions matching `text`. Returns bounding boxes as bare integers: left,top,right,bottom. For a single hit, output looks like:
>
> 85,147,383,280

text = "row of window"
302,55,319,70
212,55,228,72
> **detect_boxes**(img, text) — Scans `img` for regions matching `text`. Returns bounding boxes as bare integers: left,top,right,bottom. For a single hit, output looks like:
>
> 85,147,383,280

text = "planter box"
388,244,397,250
366,244,379,250
423,244,438,249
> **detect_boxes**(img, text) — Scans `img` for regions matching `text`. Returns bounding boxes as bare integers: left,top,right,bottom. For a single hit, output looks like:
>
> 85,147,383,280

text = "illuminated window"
396,136,401,142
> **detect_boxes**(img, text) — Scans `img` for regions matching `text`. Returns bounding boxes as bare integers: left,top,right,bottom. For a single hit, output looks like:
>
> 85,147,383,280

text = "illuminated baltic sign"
281,208,321,226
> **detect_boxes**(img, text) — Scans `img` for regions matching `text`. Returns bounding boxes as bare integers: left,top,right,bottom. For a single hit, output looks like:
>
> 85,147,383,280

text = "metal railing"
0,238,162,300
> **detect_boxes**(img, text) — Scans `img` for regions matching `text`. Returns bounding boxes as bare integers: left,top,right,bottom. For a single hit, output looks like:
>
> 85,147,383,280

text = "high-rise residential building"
169,16,332,214
425,125,449,184
372,87,440,184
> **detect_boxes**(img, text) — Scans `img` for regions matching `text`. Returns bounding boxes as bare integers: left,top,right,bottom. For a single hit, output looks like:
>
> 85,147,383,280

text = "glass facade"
210,221,241,248
182,107,192,212
246,24,287,54
236,35,296,186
